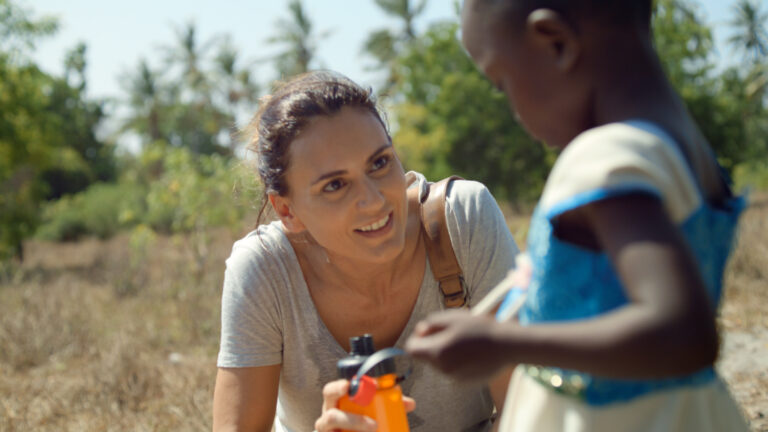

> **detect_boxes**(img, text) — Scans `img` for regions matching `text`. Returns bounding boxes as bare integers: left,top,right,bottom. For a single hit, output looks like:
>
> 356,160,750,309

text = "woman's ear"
268,194,306,233
527,9,581,72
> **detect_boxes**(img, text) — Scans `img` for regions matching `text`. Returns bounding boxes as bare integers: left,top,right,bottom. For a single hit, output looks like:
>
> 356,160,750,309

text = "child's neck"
590,34,686,129
586,32,726,201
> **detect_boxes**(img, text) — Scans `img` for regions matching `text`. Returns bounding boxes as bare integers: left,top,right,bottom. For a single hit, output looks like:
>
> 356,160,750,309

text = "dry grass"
0,227,239,431
0,196,766,431
718,193,768,431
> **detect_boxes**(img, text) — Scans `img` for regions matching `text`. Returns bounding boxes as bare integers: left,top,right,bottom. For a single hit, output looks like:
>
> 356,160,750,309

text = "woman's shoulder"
225,221,297,281
446,178,500,226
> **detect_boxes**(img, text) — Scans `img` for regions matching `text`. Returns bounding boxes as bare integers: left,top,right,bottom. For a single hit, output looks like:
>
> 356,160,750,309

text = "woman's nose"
356,178,385,210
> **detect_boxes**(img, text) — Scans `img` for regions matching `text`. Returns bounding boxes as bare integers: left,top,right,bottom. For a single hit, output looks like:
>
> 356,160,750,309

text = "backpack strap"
420,176,467,308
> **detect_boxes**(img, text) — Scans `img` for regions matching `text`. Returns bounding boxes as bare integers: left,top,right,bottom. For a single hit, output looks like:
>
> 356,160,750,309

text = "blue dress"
497,121,749,431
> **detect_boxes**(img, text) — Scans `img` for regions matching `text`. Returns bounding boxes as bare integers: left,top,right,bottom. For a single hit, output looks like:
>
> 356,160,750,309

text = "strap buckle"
438,275,467,308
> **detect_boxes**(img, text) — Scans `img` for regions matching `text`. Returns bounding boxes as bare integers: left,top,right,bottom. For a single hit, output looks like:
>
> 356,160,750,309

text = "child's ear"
527,9,581,72
268,194,307,233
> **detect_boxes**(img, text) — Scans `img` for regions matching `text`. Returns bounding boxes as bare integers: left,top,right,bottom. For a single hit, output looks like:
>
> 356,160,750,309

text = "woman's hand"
315,379,416,432
405,309,513,382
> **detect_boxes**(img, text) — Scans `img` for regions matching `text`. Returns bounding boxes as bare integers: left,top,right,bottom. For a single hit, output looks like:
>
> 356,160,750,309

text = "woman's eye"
371,155,390,171
322,179,345,193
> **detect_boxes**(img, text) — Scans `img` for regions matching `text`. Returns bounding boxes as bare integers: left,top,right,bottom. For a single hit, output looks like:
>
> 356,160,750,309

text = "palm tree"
268,0,329,78
214,37,259,107
728,0,768,102
374,0,427,41
728,0,768,64
213,37,260,151
162,21,219,99
63,42,87,91
120,58,172,146
363,0,428,94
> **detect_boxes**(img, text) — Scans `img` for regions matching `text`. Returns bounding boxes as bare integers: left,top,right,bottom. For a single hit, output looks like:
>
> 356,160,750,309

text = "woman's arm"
407,194,718,381
213,365,281,432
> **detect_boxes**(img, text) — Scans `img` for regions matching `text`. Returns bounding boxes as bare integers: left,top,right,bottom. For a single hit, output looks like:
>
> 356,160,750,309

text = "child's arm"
406,194,718,381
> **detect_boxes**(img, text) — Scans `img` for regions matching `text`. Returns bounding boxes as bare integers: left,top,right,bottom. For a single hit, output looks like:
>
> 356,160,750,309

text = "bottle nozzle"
349,334,375,355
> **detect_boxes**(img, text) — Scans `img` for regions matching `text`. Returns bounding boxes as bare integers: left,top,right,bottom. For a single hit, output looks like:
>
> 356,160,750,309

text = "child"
405,0,750,430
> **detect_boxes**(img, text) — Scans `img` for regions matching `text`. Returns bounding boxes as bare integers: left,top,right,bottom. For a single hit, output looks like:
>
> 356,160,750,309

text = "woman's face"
276,106,408,264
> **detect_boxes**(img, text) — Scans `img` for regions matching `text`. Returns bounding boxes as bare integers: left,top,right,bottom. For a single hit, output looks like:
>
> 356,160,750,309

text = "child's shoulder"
540,121,701,222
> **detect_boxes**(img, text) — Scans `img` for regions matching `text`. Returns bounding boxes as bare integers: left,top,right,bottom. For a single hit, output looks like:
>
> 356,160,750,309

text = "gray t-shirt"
218,172,519,431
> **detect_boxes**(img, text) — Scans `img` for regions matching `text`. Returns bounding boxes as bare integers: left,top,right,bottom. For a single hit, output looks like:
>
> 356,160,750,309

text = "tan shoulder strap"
420,175,466,308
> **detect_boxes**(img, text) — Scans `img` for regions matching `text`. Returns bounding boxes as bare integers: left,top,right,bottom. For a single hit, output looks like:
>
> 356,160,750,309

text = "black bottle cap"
337,355,366,380
337,334,377,380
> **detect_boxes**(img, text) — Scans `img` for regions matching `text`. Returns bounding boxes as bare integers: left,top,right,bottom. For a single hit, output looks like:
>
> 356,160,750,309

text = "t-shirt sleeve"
445,180,520,304
217,240,284,368
539,123,702,223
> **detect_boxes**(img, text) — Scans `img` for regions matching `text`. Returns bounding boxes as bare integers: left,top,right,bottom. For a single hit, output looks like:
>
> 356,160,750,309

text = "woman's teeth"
358,214,390,232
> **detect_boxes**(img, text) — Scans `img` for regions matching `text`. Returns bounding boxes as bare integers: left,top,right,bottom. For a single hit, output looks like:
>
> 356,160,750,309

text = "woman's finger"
321,379,350,412
314,408,377,432
402,395,417,412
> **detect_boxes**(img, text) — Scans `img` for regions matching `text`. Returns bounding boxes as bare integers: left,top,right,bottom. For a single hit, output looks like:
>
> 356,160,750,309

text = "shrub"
143,147,260,234
35,145,261,242
35,182,146,242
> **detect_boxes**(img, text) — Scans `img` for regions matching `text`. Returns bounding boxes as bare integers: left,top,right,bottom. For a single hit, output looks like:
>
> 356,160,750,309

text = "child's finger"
413,309,468,336
405,325,453,359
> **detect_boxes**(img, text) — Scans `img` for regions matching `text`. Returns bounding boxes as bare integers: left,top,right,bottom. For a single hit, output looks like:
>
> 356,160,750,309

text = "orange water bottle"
336,335,410,432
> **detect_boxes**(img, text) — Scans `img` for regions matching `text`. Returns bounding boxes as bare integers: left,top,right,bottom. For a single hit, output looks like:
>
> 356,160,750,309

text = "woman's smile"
354,212,394,237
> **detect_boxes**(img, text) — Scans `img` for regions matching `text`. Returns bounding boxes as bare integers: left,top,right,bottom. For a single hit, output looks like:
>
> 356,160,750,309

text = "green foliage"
35,144,262,241
391,22,551,203
0,1,114,260
653,0,714,87
35,182,145,242
653,0,768,173
141,144,259,233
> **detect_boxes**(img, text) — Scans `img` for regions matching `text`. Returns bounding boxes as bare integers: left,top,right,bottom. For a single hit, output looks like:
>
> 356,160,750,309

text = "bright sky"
30,0,741,104
30,0,457,101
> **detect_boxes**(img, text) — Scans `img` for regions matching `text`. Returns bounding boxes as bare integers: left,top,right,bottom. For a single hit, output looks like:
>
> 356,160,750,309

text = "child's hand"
405,310,510,382
314,379,416,432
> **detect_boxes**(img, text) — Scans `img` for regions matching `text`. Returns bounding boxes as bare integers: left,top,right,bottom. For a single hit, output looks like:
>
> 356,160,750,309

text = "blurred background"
1,0,767,430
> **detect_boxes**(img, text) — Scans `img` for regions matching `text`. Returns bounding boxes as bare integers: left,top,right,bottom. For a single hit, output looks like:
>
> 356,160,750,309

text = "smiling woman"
212,71,520,432
273,105,407,266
